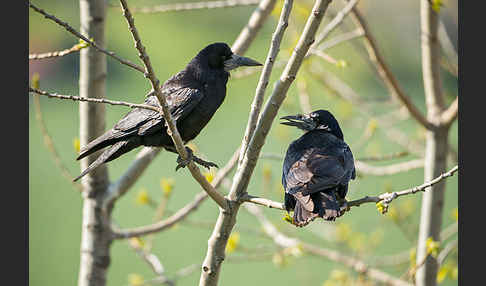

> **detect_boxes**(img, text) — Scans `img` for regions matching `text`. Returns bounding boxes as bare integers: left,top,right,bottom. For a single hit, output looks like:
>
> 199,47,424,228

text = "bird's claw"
175,147,219,171
176,147,194,171
193,157,219,170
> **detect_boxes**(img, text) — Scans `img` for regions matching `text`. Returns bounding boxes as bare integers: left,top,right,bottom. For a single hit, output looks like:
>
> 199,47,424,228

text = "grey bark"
415,1,453,285
77,1,112,286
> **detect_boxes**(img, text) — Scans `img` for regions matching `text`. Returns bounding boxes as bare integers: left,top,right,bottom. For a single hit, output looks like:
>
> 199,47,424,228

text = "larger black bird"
74,43,262,181
280,110,356,227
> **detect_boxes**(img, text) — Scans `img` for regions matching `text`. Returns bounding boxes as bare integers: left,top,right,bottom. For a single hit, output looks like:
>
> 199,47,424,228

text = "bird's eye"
310,113,317,118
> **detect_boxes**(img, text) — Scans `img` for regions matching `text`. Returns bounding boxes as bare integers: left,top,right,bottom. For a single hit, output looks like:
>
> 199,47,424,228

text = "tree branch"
199,1,338,285
29,41,88,60
126,0,260,14
347,165,458,209
240,165,458,214
118,0,227,209
29,87,161,113
29,2,145,73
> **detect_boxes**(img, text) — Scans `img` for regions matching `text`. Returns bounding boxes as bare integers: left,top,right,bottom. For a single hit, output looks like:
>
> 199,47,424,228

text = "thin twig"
127,0,260,14
29,2,145,73
29,87,161,112
240,165,458,212
118,0,227,209
347,165,458,208
29,42,88,60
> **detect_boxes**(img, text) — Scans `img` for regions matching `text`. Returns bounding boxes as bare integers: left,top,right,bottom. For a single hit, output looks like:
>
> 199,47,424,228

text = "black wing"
284,146,354,196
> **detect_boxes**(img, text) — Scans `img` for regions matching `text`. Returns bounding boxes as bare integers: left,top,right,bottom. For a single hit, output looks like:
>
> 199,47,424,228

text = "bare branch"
200,1,337,285
348,5,434,130
29,87,161,113
241,165,458,214
347,165,458,209
29,2,145,73
232,0,331,202
29,42,88,60
231,0,278,55
128,0,260,14
241,194,285,210
118,0,227,209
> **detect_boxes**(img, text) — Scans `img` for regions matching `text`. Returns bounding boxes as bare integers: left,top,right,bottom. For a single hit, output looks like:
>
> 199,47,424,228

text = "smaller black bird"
280,110,356,227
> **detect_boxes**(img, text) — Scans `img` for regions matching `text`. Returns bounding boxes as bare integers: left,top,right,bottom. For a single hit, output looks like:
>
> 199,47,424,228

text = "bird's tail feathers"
292,191,341,227
76,129,126,161
73,137,141,182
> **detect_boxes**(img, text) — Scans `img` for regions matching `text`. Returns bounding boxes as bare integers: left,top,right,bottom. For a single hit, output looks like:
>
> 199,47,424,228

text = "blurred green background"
29,0,458,285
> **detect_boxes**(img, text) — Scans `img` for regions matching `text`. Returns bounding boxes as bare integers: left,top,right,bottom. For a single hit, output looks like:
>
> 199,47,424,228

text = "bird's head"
196,42,262,71
280,109,344,139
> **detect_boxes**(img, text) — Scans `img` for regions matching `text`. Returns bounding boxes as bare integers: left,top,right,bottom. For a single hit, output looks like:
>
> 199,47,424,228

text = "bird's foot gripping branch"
175,146,219,171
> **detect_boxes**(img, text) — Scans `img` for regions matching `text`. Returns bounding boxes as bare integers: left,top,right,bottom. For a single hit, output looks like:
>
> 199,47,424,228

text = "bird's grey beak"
280,114,317,131
224,54,262,71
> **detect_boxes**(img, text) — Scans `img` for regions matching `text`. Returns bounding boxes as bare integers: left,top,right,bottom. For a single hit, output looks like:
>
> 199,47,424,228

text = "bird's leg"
175,146,219,171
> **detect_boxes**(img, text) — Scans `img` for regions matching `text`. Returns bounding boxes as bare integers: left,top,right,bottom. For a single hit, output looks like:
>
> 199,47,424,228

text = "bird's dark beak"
280,114,317,131
224,54,262,71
